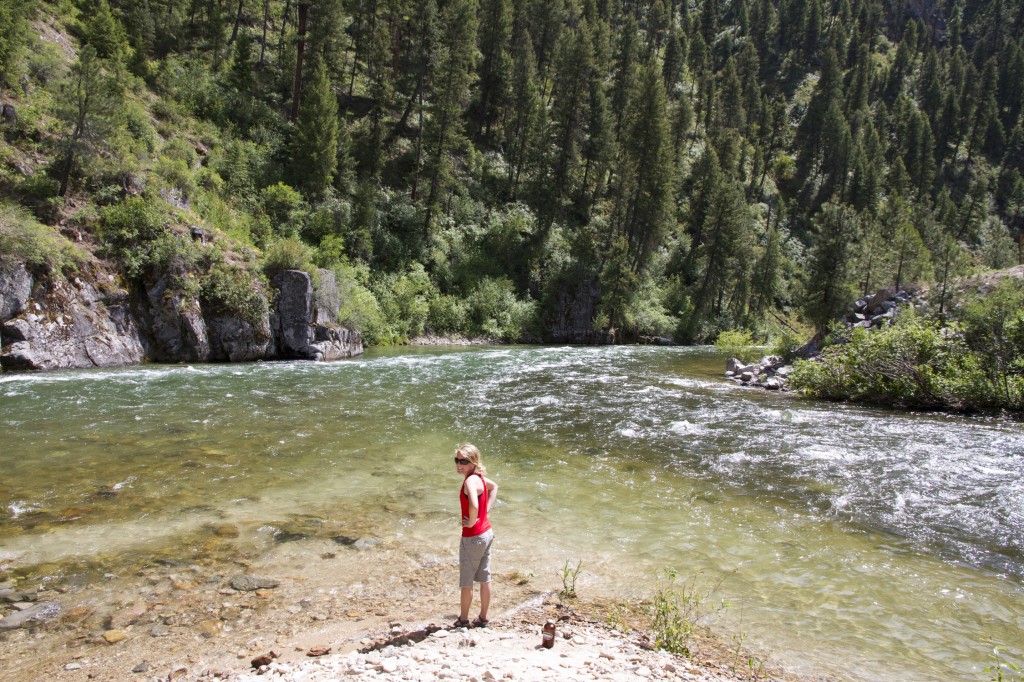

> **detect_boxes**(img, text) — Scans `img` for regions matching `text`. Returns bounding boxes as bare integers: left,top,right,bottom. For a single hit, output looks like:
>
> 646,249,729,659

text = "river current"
1,345,1022,679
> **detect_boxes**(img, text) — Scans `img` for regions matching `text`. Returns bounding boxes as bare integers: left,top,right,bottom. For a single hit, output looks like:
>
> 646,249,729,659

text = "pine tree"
610,14,640,140
475,0,513,139
545,19,596,222
289,61,338,199
0,0,35,83
422,0,477,235
83,0,130,64
613,62,674,271
803,201,860,329
748,213,784,319
662,28,685,95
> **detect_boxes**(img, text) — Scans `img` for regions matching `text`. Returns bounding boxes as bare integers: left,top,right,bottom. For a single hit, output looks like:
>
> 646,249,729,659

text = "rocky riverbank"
723,286,924,392
0,534,812,682
0,261,362,371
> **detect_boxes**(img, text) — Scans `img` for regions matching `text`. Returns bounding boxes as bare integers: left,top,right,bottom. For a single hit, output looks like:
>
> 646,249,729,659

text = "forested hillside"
1,0,1022,346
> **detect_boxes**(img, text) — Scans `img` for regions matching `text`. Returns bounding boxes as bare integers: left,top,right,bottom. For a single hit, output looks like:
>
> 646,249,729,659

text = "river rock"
103,629,128,643
230,575,280,592
109,602,149,629
0,602,60,629
3,589,37,603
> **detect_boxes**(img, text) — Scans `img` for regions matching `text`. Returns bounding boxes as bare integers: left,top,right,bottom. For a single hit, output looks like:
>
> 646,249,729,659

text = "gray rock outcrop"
141,273,211,363
1,266,145,371
2,260,361,371
207,315,273,362
273,269,361,361
545,276,614,344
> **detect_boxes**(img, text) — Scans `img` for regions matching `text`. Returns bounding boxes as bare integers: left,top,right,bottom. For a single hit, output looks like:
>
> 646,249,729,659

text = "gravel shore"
229,599,782,682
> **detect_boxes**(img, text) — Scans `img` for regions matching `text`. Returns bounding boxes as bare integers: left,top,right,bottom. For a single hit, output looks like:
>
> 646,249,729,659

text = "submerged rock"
0,602,61,629
230,575,280,592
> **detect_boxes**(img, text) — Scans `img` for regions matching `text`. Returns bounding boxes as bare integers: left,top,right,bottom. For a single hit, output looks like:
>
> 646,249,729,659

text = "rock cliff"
0,262,361,371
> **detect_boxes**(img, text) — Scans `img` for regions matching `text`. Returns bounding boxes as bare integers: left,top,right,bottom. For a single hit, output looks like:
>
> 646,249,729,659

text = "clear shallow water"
1,345,1022,679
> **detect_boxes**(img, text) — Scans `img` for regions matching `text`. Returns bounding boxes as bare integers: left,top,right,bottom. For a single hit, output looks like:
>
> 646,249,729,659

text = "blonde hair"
455,443,486,475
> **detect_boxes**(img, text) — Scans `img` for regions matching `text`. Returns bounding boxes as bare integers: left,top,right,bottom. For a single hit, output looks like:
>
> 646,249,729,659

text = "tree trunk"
258,0,269,66
229,0,244,45
290,2,309,122
278,0,292,63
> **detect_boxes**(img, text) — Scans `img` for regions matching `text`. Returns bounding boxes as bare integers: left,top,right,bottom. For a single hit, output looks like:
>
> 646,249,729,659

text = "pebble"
132,661,151,673
64,663,82,671
102,629,127,644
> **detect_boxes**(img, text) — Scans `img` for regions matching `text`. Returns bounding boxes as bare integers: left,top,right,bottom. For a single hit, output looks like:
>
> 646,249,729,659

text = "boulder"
725,357,745,373
866,287,896,314
0,262,33,321
0,103,15,126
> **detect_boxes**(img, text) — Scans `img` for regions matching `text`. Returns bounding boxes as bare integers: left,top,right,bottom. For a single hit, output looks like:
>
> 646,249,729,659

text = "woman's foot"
452,617,471,628
472,616,489,628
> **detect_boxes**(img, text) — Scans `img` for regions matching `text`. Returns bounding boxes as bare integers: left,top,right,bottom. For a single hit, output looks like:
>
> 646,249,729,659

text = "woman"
454,443,498,628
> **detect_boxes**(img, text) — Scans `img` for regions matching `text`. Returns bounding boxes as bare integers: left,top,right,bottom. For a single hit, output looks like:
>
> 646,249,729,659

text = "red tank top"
460,472,491,537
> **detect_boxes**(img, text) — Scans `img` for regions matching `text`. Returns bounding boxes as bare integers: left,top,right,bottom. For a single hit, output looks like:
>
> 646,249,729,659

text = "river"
1,345,1022,680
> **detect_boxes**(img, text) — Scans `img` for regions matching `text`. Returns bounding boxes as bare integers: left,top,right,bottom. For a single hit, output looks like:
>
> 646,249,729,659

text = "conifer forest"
2,0,1024,408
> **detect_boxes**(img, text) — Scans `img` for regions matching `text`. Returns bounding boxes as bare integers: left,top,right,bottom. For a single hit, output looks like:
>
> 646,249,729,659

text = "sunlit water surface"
1,346,1022,680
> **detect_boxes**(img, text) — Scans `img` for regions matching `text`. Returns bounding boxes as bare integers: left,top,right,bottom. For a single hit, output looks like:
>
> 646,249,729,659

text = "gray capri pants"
459,529,494,588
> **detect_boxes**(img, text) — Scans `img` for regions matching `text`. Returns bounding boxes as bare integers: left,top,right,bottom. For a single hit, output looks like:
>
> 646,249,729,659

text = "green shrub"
0,202,86,276
790,317,942,407
334,264,387,345
466,276,533,341
715,329,760,364
261,182,305,239
313,234,346,269
955,279,1024,410
427,294,469,335
262,237,314,281
98,196,166,278
123,104,156,152
649,569,729,657
154,156,196,199
200,260,268,328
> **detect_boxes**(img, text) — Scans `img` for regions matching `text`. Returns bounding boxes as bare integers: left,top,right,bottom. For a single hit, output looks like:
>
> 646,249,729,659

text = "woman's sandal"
472,617,489,628
452,618,471,628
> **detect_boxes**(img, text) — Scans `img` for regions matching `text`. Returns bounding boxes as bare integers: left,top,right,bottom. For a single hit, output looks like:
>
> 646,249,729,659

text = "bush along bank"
724,273,1024,414
724,286,924,390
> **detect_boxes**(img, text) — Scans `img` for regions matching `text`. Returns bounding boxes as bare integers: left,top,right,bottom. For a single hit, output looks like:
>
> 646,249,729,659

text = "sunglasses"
454,457,472,465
